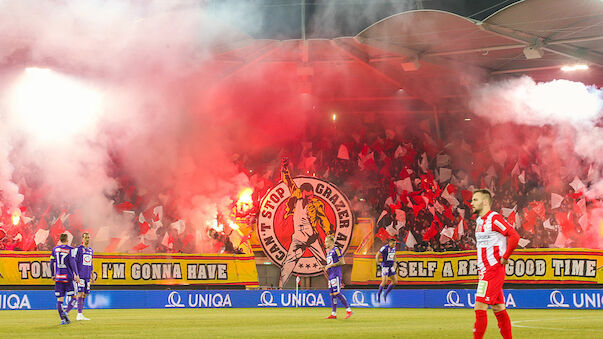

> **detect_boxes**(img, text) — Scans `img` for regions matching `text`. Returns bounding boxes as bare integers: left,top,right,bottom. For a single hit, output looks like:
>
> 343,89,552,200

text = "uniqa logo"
444,291,465,307
0,294,31,310
258,291,277,307
188,293,232,308
165,291,185,308
281,292,325,307
350,291,369,307
547,290,570,308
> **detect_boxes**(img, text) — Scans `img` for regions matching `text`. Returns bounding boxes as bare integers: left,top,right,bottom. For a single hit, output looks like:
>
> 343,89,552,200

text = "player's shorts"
78,278,91,294
54,280,77,298
327,275,342,294
475,264,505,305
381,265,396,277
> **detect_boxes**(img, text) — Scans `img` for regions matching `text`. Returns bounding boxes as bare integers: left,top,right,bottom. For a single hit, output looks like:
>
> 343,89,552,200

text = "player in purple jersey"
64,232,93,320
375,238,398,302
50,233,80,325
323,235,352,319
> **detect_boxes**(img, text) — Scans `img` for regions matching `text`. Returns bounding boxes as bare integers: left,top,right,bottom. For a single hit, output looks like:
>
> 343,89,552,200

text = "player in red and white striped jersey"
471,189,520,339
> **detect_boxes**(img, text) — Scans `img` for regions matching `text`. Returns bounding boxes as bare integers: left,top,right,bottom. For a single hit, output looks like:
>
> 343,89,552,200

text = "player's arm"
375,246,384,263
69,252,81,283
327,248,345,269
50,251,56,278
281,159,301,195
492,214,520,265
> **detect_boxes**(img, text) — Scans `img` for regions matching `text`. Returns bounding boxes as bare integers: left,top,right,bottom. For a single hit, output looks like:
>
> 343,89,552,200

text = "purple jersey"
75,245,93,279
50,244,78,282
379,245,396,267
326,246,343,279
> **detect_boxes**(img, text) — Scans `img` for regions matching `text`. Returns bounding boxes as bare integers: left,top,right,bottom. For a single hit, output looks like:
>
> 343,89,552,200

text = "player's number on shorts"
57,252,68,268
476,280,488,297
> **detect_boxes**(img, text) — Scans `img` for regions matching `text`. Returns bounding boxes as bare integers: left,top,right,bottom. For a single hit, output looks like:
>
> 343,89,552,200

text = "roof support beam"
478,22,603,67
218,41,281,80
331,38,402,88
423,35,603,58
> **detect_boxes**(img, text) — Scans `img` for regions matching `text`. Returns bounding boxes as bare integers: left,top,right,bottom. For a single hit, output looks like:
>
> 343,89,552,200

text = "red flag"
555,211,577,236
423,222,438,241
460,190,473,204
389,200,402,212
115,201,134,212
105,238,121,252
443,206,454,221
50,218,65,243
376,227,391,242
507,210,517,226
453,219,466,240
133,242,149,251
529,201,546,219
183,233,195,246
38,217,49,231
523,209,537,232
413,203,425,217
138,221,150,235
68,210,84,231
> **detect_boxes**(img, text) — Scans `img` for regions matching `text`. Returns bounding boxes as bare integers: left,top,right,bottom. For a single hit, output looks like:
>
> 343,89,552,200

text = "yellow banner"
0,252,259,287
351,248,603,285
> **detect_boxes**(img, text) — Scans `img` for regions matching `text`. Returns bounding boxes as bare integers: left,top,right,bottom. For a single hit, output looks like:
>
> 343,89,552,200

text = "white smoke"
469,76,603,247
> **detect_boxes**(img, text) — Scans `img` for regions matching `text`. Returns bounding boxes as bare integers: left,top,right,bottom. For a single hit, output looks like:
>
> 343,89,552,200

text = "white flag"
518,238,530,248
34,229,49,245
441,186,459,208
440,227,454,239
569,176,585,192
436,154,450,167
395,177,413,194
171,220,186,235
542,219,556,230
439,168,452,183
337,144,350,160
551,193,563,209
394,145,406,158
502,206,516,218
457,219,465,236
419,153,428,173
405,232,417,248
518,171,526,184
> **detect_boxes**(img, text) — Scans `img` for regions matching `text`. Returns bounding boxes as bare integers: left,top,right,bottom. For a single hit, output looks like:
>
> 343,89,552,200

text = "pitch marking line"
512,316,603,332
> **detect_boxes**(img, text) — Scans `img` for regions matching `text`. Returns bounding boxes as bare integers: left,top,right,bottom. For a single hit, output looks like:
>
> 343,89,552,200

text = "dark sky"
208,0,522,39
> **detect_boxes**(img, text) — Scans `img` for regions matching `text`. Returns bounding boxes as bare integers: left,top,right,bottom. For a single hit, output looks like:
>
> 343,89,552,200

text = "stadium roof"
212,0,603,115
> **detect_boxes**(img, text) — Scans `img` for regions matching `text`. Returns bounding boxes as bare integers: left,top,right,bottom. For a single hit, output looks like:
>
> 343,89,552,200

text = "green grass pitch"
1,308,602,338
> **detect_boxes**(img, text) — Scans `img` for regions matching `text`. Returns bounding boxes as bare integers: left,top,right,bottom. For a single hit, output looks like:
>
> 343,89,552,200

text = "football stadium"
0,0,602,338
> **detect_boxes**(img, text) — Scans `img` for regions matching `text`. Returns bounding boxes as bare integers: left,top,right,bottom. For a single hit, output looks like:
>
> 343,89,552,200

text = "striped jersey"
475,211,513,275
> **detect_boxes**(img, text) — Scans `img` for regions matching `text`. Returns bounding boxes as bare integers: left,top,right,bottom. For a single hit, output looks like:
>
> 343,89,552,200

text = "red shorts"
475,264,505,305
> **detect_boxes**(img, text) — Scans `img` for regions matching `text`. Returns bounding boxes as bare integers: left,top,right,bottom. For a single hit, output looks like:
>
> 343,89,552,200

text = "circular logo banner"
257,177,353,278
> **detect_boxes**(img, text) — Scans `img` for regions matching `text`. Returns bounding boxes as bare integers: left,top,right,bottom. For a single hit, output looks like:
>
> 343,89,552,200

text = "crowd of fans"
1,114,601,253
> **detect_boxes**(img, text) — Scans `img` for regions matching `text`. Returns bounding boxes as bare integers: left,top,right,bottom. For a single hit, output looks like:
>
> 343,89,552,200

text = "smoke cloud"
469,76,603,247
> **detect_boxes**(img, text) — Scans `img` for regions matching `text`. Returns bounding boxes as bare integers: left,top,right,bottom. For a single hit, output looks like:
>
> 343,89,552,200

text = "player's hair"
388,238,396,242
82,232,89,238
59,233,68,243
473,189,493,205
325,235,335,243
300,183,314,192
